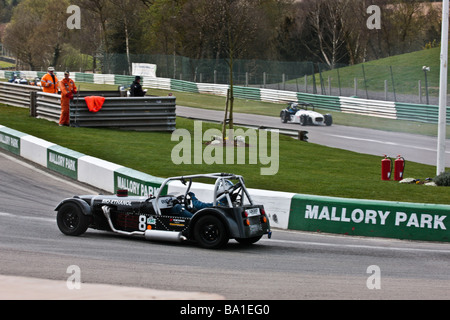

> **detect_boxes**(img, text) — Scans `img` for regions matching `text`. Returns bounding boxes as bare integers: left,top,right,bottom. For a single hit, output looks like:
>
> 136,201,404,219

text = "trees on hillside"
3,0,70,70
1,0,443,71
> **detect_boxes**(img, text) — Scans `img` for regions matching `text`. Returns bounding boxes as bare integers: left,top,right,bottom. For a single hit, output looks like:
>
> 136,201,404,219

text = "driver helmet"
215,179,234,195
289,102,298,111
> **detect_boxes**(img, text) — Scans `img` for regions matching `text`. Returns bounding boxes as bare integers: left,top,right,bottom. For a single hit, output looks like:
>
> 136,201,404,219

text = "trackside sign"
114,167,167,197
0,126,25,155
288,194,450,242
47,145,84,180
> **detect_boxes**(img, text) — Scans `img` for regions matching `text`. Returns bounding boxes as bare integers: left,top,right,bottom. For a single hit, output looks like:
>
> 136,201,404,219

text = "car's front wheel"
56,203,90,236
324,114,333,126
194,215,229,249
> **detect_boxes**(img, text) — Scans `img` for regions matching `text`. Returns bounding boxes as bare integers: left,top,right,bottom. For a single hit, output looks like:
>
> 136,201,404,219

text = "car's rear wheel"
280,111,288,123
194,215,228,249
57,203,90,236
299,114,307,126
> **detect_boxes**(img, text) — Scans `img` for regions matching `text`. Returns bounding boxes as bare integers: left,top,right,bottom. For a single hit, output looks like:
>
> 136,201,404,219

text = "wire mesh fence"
100,53,447,105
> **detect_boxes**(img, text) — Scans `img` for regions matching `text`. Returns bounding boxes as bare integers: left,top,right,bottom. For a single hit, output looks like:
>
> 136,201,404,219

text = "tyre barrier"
1,124,450,242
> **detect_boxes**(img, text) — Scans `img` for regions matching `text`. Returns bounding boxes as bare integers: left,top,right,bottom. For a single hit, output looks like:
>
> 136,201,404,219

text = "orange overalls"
58,78,77,126
41,72,59,94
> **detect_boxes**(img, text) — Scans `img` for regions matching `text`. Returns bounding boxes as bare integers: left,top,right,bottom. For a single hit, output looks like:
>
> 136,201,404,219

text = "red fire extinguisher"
381,155,392,181
394,155,405,181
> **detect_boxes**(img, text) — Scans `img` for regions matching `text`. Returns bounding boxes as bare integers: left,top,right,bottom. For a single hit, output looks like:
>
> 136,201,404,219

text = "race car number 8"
139,215,147,231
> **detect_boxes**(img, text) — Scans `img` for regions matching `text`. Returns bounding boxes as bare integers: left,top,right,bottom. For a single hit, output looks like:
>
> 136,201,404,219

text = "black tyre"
56,203,90,236
299,114,307,126
194,215,228,249
280,111,288,123
235,236,262,246
324,114,333,126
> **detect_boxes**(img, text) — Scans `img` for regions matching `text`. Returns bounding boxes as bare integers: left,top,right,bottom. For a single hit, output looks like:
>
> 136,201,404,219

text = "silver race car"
280,102,332,126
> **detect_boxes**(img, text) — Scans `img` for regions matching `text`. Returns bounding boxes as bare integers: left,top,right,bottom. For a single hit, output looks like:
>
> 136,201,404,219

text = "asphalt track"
2,150,450,301
176,105,450,167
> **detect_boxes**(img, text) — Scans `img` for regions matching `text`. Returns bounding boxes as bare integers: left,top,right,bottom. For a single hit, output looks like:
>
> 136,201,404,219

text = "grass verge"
1,105,448,205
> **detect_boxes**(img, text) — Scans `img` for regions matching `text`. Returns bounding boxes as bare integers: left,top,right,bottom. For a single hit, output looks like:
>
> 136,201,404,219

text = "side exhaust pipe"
102,206,187,243
144,229,187,243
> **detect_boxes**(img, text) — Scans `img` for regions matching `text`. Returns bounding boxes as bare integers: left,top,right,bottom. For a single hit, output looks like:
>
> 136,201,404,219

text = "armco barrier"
170,79,199,93
340,96,396,119
297,92,342,112
0,82,42,109
33,90,177,132
395,102,450,124
68,95,176,131
1,123,450,242
260,88,297,104
3,70,449,124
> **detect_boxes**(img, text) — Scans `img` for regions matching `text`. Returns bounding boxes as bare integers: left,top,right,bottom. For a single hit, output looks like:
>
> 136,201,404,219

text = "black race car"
55,173,272,249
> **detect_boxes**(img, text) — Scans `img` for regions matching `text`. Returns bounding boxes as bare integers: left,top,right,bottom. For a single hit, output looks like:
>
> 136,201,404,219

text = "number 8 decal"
139,215,147,231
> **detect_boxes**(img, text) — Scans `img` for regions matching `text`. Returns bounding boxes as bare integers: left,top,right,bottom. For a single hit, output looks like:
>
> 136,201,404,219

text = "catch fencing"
1,70,449,125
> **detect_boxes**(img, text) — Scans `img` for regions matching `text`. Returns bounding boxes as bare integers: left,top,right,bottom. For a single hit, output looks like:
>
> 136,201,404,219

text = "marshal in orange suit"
58,71,77,126
41,67,59,94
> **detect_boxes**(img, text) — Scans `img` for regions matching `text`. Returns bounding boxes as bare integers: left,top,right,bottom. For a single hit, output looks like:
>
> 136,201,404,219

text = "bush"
434,172,450,186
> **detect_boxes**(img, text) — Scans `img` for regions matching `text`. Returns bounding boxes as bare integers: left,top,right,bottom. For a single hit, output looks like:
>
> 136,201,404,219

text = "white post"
437,0,449,175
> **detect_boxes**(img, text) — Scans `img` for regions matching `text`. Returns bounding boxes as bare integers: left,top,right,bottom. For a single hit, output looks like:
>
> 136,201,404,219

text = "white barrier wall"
20,136,55,167
78,156,123,193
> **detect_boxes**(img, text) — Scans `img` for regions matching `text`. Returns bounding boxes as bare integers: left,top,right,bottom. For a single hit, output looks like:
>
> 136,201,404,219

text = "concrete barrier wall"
1,124,449,242
289,194,450,242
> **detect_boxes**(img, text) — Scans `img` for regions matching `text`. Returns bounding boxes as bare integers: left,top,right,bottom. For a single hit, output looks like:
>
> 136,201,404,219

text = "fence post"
384,80,388,101
362,64,368,99
337,68,342,96
29,91,37,117
328,76,331,95
354,78,358,96
418,80,422,104
390,66,397,102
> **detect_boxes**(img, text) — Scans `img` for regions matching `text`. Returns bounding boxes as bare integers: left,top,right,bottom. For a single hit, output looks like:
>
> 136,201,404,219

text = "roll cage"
154,173,254,215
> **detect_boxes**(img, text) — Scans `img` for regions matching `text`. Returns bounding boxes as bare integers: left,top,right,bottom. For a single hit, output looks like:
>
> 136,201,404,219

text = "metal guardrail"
395,102,450,124
35,92,61,121
34,90,176,132
0,82,41,109
70,96,176,131
34,91,124,122
340,97,396,119
3,71,448,125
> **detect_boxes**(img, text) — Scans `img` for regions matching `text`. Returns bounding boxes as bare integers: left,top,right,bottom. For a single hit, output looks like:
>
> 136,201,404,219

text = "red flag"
84,96,105,112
